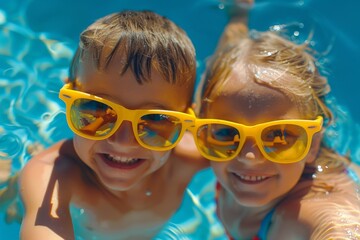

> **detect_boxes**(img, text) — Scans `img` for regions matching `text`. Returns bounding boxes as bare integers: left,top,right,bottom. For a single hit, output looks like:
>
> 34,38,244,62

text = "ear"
305,132,323,164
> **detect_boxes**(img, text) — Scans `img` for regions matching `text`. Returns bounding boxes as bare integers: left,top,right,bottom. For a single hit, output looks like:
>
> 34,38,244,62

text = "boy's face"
72,56,192,191
206,69,320,207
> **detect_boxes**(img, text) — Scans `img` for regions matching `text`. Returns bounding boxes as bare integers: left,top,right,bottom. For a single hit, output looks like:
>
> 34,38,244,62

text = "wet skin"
73,56,192,193
19,55,207,239
206,67,322,239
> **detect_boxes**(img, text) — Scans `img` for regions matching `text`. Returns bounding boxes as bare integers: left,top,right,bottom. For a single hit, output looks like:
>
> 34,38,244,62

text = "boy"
19,10,207,239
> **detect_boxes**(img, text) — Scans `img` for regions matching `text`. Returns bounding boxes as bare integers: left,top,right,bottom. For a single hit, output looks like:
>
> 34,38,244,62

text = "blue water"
1,0,360,239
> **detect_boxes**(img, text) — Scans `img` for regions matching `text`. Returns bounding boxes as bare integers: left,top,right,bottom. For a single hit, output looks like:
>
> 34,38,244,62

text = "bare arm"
271,177,360,240
172,131,209,169
215,0,253,52
19,141,75,240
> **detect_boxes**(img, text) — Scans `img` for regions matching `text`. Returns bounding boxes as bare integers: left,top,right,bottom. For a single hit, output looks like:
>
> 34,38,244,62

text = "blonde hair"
198,31,331,121
69,10,196,88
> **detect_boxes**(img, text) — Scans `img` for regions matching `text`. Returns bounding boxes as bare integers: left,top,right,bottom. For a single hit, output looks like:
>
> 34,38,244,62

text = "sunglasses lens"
261,124,308,162
137,114,182,148
70,99,117,138
196,124,240,160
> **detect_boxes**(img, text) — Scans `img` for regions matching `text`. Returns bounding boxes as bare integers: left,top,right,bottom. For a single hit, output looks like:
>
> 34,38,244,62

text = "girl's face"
206,69,320,207
72,57,192,192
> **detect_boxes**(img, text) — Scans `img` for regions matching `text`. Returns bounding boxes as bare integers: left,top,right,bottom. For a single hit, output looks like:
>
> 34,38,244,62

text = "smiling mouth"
102,153,145,169
233,173,270,184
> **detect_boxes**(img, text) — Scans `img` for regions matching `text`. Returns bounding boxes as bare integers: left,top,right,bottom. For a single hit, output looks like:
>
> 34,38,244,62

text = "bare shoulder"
20,139,83,202
20,139,80,186
171,131,209,170
270,170,360,240
19,139,81,239
161,132,209,198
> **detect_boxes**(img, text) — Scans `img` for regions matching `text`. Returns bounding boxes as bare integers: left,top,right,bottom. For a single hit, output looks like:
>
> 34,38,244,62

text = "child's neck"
219,188,279,239
97,158,174,210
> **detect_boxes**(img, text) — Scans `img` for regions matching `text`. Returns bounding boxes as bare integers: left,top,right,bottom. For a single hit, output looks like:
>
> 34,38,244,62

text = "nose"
106,121,139,148
237,137,265,163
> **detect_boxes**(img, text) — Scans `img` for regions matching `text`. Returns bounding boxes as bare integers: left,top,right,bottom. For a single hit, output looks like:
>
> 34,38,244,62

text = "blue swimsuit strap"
257,207,276,240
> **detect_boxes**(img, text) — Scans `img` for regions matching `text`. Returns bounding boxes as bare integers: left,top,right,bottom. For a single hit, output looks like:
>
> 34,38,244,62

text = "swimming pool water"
1,0,360,239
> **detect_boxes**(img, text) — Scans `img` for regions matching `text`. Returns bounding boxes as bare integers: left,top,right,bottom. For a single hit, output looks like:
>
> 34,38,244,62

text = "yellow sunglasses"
190,117,323,163
59,83,196,151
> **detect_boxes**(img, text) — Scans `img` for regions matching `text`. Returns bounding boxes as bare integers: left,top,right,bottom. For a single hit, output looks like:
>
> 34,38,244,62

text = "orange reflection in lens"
138,114,182,147
71,99,117,137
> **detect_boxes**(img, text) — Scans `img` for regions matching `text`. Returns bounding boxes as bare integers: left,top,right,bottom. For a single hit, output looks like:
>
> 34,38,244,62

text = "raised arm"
215,0,253,51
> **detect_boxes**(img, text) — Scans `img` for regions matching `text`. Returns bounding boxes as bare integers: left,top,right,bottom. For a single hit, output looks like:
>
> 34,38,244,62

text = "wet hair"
197,31,331,121
69,10,196,87
196,30,350,169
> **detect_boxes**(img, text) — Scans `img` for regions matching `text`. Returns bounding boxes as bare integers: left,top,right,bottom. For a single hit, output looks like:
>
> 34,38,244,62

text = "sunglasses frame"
190,116,323,163
59,83,196,151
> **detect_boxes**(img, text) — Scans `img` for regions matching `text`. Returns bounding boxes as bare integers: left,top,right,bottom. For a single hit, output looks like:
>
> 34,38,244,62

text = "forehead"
207,70,301,124
75,56,192,111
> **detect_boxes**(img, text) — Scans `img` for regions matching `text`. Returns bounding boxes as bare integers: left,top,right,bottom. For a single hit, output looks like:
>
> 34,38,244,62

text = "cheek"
153,150,171,167
277,162,306,187
210,162,228,181
305,133,322,164
73,135,94,161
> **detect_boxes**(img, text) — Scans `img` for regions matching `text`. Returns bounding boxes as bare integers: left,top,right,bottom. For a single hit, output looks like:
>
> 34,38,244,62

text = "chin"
96,173,140,192
232,192,280,208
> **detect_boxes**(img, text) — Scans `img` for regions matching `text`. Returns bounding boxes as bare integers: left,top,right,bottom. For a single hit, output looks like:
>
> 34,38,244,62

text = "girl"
192,3,360,239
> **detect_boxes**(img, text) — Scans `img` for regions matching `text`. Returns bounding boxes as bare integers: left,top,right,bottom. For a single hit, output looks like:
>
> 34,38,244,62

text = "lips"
232,172,271,184
101,153,146,169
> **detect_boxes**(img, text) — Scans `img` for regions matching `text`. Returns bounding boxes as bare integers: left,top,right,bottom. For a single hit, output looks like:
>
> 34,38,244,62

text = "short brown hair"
69,10,196,87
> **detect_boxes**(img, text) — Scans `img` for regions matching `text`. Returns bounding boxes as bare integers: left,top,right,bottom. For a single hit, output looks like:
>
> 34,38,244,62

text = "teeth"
238,175,268,182
107,154,138,163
